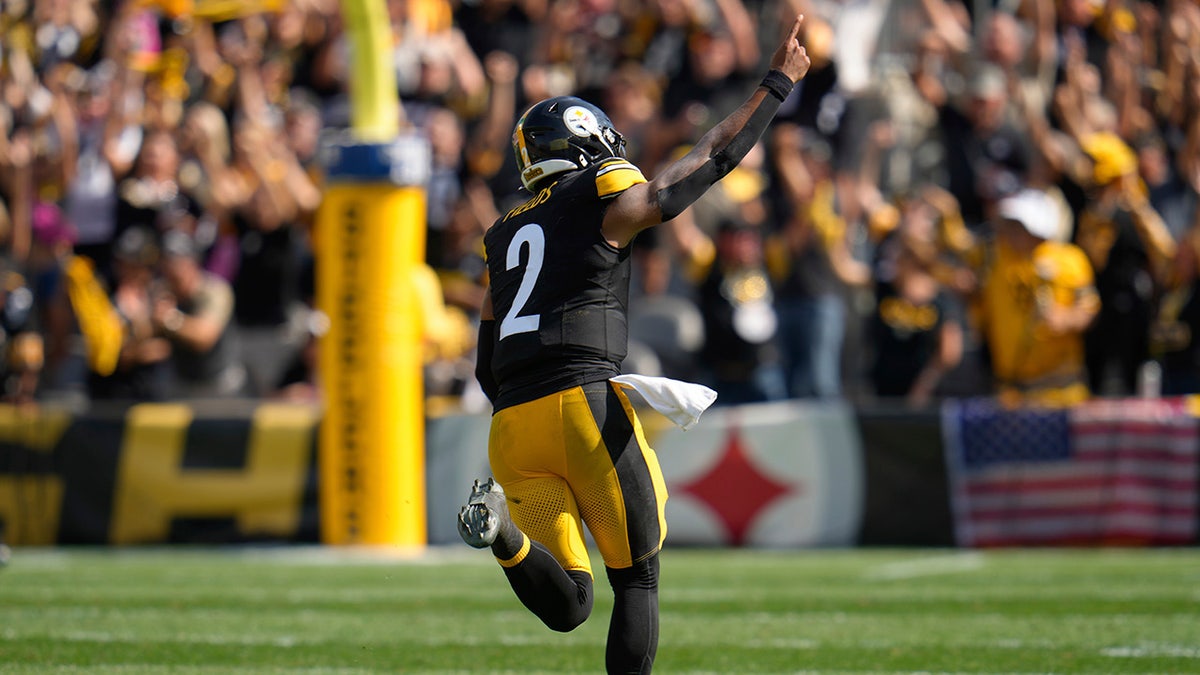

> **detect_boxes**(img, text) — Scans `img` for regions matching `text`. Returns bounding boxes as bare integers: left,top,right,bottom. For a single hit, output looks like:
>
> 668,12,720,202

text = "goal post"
315,0,428,546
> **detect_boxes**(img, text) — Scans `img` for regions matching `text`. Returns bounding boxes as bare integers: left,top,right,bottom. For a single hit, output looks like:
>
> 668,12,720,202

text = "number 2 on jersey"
499,223,544,340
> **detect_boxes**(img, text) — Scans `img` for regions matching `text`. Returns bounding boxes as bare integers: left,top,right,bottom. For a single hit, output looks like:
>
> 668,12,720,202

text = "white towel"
610,374,718,431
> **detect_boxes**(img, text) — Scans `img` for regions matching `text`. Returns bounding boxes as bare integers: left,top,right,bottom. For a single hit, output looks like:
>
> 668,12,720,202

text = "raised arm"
600,14,812,248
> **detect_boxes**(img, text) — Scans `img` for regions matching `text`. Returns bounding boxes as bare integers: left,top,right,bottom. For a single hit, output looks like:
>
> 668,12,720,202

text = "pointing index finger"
787,14,805,44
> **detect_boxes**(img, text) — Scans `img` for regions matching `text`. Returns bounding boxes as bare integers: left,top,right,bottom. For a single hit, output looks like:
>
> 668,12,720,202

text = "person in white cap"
974,188,1100,406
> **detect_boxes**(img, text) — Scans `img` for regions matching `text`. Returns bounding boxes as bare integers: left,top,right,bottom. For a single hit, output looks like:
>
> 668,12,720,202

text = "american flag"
942,397,1199,547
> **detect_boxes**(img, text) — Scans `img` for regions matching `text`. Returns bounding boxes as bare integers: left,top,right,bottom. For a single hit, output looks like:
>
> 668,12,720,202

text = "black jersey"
484,158,647,410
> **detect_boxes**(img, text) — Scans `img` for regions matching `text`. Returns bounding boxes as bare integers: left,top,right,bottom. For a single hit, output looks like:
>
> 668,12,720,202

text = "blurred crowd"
0,0,1197,413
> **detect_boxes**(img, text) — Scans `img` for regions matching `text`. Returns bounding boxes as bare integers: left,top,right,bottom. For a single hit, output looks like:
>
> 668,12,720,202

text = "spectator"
623,0,713,89
389,0,487,120
30,0,101,71
0,119,33,264
87,226,170,401
177,100,242,275
0,259,42,406
152,230,248,399
769,124,870,399
599,62,662,170
534,0,628,102
456,0,542,70
283,92,324,181
974,188,1099,407
1074,132,1176,395
938,62,1031,227
65,66,138,277
431,179,492,316
272,308,326,405
659,18,758,124
225,109,319,391
641,0,760,172
465,50,522,196
26,201,78,390
1136,132,1197,241
667,211,787,406
1157,212,1200,394
1054,0,1110,75
869,196,965,406
419,105,467,265
978,6,1056,125
114,127,182,251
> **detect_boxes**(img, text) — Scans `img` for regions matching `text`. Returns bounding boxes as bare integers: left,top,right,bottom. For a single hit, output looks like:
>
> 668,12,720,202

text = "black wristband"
759,69,794,102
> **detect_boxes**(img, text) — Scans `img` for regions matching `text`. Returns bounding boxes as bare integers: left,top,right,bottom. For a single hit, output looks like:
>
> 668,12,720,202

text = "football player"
458,15,812,674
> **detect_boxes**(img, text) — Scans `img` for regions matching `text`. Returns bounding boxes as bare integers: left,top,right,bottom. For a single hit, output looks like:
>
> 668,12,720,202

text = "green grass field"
0,546,1197,674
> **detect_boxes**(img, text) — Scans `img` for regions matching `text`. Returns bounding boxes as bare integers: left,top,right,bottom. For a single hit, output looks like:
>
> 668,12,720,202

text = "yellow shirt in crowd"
978,239,1099,406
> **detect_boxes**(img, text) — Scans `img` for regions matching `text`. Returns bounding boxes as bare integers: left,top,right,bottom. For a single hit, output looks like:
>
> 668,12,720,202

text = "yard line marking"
1101,644,1200,658
21,662,381,667
7,629,303,648
863,553,986,581
742,638,819,649
993,639,1058,648
12,627,597,651
403,633,602,648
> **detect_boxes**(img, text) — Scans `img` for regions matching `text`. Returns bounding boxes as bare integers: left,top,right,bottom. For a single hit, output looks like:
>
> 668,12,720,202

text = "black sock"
502,539,594,633
605,554,660,675
487,506,525,561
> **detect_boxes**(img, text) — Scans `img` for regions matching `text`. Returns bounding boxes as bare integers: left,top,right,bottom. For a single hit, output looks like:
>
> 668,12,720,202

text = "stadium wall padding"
1,400,1193,547
0,402,323,545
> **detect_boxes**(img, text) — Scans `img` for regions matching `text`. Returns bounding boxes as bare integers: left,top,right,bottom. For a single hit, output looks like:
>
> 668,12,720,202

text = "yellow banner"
111,403,317,544
316,184,427,546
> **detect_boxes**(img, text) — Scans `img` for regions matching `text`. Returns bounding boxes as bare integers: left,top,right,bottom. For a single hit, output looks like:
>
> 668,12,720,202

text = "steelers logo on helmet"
564,106,602,138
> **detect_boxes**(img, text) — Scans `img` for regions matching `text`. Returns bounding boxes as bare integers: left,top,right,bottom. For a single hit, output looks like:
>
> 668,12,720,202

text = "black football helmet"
512,96,627,191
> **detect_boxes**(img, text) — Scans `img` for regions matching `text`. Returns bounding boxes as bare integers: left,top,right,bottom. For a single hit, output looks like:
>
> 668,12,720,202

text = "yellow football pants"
487,381,669,575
